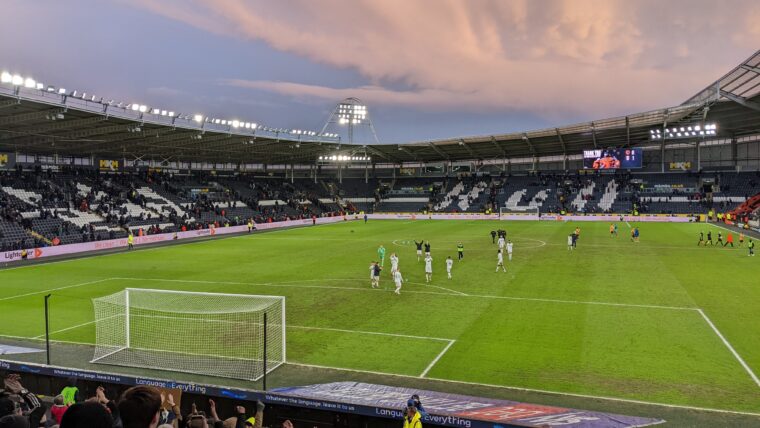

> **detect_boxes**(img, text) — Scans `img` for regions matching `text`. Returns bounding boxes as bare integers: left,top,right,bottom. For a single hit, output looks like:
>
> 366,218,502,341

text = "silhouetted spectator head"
0,398,17,418
60,402,112,428
0,415,29,428
118,386,162,428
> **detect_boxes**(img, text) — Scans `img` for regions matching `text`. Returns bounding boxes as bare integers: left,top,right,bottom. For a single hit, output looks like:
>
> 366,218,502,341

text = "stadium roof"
1,50,759,165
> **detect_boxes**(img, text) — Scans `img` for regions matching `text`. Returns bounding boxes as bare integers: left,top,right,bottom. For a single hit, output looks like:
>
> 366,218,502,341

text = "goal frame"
90,288,286,381
499,205,540,219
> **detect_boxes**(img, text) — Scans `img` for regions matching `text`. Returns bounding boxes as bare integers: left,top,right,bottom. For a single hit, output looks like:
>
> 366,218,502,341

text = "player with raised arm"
496,249,506,272
424,254,433,283
424,241,431,257
394,269,404,294
446,256,453,279
390,253,399,275
507,240,514,261
414,240,423,261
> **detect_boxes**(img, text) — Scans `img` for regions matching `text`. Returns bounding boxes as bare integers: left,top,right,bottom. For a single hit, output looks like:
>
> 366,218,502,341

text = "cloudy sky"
1,0,757,143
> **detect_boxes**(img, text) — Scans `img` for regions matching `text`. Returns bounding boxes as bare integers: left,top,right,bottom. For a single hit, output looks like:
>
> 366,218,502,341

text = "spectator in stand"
0,374,44,428
59,401,113,428
49,395,68,425
118,385,162,428
0,415,29,428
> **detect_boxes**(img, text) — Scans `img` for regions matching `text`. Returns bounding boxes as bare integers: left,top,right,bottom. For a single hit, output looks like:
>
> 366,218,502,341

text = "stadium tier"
2,168,760,251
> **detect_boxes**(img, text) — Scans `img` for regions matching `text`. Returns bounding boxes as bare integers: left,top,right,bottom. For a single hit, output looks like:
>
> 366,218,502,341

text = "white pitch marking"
111,277,697,311
0,278,114,301
420,339,456,377
697,309,760,388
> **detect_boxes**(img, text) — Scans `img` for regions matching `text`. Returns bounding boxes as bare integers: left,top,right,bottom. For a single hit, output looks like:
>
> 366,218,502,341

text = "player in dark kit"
698,231,704,246
424,241,431,256
414,240,424,261
716,232,723,246
490,230,497,243
706,231,713,246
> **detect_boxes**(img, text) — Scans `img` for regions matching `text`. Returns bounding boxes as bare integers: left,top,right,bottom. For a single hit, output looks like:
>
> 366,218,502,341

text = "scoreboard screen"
582,148,642,169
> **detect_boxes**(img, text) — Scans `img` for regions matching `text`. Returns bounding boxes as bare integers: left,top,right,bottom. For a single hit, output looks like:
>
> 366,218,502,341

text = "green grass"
1,219,760,414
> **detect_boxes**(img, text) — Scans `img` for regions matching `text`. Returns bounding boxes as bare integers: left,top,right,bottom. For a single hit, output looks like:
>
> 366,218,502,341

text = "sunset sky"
1,0,757,144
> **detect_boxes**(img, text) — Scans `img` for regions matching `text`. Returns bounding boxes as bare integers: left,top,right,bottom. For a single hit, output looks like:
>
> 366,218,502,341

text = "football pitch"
1,219,760,415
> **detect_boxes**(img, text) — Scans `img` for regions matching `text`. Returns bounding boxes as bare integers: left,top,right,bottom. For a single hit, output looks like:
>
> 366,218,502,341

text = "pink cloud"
129,0,760,116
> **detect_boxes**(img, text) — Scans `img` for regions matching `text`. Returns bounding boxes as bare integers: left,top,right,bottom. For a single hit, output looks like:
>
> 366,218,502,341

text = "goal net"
90,288,285,381
499,205,540,219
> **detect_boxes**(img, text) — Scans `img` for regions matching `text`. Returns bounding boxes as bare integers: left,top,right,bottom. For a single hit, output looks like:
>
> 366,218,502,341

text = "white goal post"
90,288,285,381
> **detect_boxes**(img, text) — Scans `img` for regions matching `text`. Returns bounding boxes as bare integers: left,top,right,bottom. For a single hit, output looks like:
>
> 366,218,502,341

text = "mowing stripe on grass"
697,309,760,388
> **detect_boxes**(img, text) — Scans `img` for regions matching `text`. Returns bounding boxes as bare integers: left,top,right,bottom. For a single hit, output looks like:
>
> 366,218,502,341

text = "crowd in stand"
0,168,353,252
0,373,298,428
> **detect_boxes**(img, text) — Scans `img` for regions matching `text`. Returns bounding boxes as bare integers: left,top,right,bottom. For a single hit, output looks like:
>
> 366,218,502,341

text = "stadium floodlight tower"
320,97,380,147
319,98,380,183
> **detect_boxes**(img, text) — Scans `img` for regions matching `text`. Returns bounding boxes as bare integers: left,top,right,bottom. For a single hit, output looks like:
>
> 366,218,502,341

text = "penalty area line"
419,339,456,378
697,309,760,388
0,278,115,301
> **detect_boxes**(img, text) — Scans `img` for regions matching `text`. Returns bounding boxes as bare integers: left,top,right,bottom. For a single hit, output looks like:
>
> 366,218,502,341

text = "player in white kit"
496,249,506,272
390,253,399,274
446,256,454,279
567,234,574,250
506,240,513,261
424,255,433,282
497,236,506,251
393,269,404,295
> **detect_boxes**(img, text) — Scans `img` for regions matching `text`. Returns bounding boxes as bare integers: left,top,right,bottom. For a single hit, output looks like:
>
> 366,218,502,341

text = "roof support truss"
719,90,760,113
428,142,450,160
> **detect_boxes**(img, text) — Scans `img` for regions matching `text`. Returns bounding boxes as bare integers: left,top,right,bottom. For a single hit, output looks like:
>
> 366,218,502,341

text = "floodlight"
152,108,160,114
0,72,10,83
35,82,43,90
23,78,35,88
46,86,55,92
139,105,148,113
11,75,23,85
168,111,175,117
193,114,203,122
131,104,139,111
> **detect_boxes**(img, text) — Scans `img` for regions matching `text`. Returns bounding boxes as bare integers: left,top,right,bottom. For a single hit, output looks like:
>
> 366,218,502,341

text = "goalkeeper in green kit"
377,245,386,266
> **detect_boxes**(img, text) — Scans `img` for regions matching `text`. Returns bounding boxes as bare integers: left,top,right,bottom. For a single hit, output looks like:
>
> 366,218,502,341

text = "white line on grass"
697,309,760,388
0,278,114,301
419,340,456,378
112,277,697,311
34,316,453,344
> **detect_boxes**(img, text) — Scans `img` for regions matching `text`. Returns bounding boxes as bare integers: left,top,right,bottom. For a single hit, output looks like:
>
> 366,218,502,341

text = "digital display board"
583,148,642,169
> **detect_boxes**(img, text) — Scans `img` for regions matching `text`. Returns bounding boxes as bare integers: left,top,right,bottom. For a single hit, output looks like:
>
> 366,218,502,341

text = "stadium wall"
0,216,349,263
